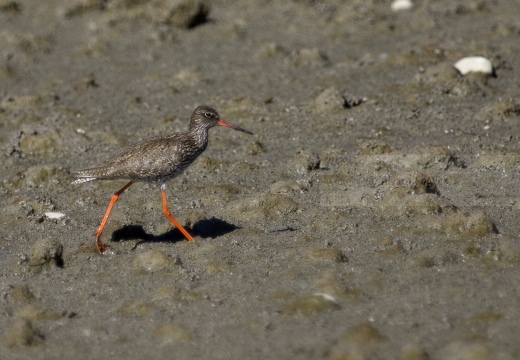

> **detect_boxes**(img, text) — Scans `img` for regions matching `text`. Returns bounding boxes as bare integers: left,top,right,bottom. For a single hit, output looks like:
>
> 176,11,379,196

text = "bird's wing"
72,134,186,181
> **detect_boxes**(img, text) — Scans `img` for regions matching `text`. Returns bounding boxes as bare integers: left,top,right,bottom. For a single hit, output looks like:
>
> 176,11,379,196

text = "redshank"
71,105,253,253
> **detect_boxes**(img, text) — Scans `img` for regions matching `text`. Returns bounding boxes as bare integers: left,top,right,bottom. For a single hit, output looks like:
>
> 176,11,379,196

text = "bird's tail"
71,177,97,185
70,168,102,185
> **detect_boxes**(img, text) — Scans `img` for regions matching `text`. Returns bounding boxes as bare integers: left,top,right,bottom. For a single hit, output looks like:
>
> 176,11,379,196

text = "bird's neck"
188,124,210,149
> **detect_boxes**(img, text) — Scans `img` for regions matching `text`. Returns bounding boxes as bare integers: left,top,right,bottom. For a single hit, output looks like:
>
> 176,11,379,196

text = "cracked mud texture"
1,0,520,359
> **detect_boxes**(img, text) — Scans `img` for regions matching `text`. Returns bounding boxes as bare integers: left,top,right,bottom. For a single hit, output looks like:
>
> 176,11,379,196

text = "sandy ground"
1,0,520,359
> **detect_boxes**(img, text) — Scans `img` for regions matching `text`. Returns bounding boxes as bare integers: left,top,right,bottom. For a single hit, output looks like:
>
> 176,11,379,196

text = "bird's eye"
204,112,213,119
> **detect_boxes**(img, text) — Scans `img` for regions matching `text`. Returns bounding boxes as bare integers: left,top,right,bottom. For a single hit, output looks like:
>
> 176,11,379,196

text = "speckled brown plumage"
72,105,253,184
71,105,253,254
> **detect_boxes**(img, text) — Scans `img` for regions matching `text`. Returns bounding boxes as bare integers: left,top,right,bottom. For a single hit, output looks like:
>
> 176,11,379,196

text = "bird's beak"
218,119,254,135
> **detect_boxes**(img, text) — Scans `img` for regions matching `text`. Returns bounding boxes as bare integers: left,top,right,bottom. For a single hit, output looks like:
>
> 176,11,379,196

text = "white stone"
45,212,66,219
313,293,339,305
391,0,413,11
454,56,494,75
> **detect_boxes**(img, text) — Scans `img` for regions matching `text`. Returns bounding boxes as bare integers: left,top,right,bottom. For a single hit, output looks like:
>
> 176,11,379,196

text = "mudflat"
1,1,519,359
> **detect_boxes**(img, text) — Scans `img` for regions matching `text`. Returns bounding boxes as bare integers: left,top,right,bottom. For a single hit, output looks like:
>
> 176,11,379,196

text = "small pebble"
454,56,494,76
391,0,413,11
44,212,65,220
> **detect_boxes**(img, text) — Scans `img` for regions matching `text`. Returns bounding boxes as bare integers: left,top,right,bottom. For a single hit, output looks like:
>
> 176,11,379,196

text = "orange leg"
94,181,134,253
161,188,194,241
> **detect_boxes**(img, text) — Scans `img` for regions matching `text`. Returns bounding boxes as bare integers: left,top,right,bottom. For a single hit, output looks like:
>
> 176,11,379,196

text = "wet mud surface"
1,0,520,359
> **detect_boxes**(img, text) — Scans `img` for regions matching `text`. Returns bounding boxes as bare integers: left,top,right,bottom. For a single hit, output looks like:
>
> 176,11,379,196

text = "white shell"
45,212,66,219
454,56,494,75
313,293,339,304
391,0,413,11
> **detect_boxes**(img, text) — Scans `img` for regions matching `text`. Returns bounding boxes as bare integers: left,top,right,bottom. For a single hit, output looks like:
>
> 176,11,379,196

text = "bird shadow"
109,217,239,249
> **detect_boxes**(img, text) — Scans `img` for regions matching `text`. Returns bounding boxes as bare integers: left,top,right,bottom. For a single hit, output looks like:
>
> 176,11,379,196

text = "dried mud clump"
411,172,438,194
161,0,210,29
0,31,54,64
440,340,490,360
132,250,174,272
318,146,350,169
400,146,464,170
289,47,329,67
0,1,21,13
392,171,439,195
3,284,35,307
6,318,44,347
27,238,64,271
356,139,394,156
377,187,445,217
305,248,347,263
154,323,192,344
18,130,65,157
311,86,358,113
16,165,64,189
63,0,210,30
286,149,319,176
344,322,387,344
442,211,496,238
224,193,299,222
326,321,389,359
282,294,339,315
474,98,520,124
